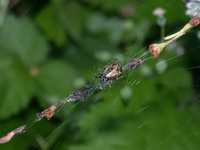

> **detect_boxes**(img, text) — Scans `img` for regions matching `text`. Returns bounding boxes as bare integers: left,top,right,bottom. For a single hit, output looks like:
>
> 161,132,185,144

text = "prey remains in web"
0,16,200,144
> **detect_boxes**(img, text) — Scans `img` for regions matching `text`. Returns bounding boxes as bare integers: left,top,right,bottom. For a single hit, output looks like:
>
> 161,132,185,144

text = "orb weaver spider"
92,61,123,85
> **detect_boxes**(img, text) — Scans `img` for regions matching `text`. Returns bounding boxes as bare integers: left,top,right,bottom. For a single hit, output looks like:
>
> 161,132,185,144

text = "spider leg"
116,75,123,80
91,73,103,84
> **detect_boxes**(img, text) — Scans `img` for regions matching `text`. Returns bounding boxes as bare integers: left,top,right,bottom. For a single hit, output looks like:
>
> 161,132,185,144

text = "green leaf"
0,14,49,119
0,55,34,119
59,2,90,42
0,14,49,67
36,3,67,46
84,0,187,23
84,0,134,13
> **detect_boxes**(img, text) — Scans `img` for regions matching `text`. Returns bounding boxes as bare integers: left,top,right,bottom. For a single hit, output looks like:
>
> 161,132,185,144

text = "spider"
92,61,123,85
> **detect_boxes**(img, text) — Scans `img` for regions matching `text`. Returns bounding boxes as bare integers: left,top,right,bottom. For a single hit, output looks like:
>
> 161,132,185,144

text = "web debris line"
0,16,199,144
35,98,93,149
0,125,26,144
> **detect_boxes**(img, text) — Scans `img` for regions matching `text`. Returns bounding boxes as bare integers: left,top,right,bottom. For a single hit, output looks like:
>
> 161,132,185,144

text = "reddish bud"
189,16,200,27
149,44,162,58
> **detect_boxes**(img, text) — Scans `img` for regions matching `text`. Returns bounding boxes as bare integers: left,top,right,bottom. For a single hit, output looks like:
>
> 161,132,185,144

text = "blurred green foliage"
0,0,200,149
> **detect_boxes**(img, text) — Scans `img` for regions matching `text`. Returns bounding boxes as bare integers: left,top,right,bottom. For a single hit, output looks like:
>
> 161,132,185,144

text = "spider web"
0,0,200,149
